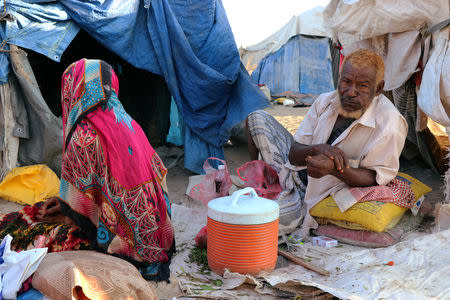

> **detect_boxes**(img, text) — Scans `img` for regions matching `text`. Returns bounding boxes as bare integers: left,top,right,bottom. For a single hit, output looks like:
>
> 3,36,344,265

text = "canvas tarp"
0,46,62,178
324,0,450,132
417,28,450,132
171,203,450,299
240,6,330,74
324,0,449,42
342,31,423,92
0,0,267,175
0,0,78,83
251,35,335,100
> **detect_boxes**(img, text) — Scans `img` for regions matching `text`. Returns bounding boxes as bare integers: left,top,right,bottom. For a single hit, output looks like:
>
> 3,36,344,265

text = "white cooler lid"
208,187,279,225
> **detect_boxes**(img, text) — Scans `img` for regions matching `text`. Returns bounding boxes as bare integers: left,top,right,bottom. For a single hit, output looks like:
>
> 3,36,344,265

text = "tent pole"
0,82,19,181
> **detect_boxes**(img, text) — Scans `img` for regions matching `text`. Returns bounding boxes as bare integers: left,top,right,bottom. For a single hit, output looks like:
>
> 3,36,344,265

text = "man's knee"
248,110,267,118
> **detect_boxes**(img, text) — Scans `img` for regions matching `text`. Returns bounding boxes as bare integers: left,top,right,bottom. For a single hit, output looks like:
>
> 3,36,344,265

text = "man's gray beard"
336,95,374,119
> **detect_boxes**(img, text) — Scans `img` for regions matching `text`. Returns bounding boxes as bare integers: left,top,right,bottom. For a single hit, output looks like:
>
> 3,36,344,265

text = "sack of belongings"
310,172,431,232
311,173,432,247
0,165,60,206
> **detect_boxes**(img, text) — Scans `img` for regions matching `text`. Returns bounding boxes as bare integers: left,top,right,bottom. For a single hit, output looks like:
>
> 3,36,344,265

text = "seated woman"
0,59,174,281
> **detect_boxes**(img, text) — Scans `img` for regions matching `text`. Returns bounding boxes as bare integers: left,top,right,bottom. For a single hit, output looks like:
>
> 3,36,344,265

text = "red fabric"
414,59,424,87
339,46,344,72
18,277,33,295
195,226,207,249
351,178,416,209
0,201,90,253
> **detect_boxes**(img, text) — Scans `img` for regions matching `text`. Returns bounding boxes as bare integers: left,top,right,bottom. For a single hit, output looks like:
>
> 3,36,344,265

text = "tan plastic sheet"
171,203,450,299
324,0,449,39
343,31,423,91
265,230,450,299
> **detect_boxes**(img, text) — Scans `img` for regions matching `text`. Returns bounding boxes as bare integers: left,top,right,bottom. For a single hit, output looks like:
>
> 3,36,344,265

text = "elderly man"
246,49,407,235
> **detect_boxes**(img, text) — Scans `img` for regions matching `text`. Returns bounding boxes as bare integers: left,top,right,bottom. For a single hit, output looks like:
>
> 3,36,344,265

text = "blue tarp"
0,0,268,174
252,35,334,101
167,97,184,146
0,0,79,82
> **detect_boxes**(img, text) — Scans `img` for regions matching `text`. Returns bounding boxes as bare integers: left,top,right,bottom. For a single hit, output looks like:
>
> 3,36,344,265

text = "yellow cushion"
315,214,404,231
0,165,60,205
310,172,432,232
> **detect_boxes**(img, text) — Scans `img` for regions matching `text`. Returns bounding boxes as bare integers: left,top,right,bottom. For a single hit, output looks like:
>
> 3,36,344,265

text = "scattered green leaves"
212,279,223,287
188,246,210,274
199,284,215,290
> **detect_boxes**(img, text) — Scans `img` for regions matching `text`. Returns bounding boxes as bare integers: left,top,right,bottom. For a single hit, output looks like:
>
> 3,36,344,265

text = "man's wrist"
330,166,345,179
311,144,319,156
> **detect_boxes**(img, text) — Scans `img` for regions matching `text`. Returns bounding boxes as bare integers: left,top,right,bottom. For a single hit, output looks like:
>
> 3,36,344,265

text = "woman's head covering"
61,59,119,148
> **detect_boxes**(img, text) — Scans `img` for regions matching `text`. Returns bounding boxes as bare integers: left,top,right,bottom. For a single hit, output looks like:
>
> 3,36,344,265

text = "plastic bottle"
215,165,226,193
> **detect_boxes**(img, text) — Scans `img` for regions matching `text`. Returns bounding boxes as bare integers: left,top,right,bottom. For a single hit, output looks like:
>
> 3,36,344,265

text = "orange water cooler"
207,187,279,276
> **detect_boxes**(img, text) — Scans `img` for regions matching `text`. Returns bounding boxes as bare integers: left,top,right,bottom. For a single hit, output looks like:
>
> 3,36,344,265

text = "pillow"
315,214,404,232
32,251,157,300
313,224,403,248
310,172,431,232
313,211,424,248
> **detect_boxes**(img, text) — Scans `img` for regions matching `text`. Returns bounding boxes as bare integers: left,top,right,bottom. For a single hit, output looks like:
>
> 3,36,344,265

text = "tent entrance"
28,30,171,146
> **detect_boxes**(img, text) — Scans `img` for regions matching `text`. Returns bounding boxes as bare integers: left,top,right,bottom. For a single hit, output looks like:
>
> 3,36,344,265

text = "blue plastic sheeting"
167,97,184,146
184,63,261,174
1,0,267,173
0,0,79,83
17,288,44,300
184,125,225,174
252,35,335,99
59,0,267,145
0,26,9,83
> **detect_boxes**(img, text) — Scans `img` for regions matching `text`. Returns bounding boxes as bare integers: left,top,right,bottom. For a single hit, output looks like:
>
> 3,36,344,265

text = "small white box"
311,236,338,248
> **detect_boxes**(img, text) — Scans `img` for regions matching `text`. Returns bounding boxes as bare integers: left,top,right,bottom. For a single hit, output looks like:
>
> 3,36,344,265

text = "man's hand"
289,142,349,172
313,144,349,173
306,154,335,178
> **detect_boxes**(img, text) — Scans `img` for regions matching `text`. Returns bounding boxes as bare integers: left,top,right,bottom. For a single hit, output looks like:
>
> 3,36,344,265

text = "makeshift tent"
240,6,337,104
0,0,268,177
323,0,450,176
324,0,450,247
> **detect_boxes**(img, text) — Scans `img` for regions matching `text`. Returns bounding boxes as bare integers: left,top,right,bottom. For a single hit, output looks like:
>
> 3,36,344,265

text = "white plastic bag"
0,235,47,299
417,29,450,127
